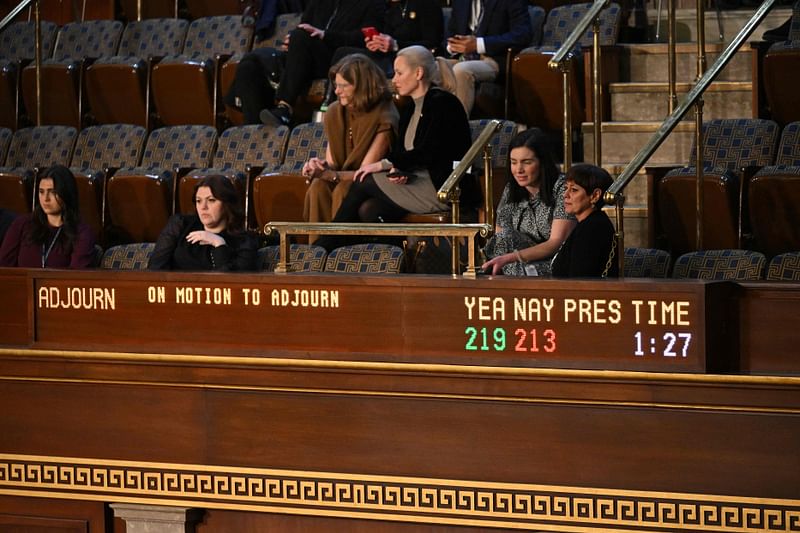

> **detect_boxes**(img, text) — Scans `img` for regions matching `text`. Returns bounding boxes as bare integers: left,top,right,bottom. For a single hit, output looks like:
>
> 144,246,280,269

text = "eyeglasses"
334,82,352,90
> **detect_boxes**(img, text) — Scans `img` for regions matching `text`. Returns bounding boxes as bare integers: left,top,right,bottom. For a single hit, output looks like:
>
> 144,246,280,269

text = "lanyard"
41,226,63,268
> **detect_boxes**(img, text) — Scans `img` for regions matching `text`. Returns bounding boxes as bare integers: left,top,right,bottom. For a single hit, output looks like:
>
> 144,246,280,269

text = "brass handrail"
266,120,503,278
0,0,34,32
605,0,778,272
605,0,777,198
265,223,492,278
547,0,610,169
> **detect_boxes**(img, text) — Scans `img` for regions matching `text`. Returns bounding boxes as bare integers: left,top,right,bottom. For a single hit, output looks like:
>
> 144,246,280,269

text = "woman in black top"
551,164,619,278
149,175,258,271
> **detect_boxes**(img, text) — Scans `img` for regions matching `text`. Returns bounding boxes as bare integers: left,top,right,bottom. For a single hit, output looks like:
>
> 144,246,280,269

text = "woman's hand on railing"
481,253,515,275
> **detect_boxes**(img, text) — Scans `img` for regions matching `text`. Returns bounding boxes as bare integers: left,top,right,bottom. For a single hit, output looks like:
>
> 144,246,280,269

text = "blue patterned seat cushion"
4,126,77,168
767,252,800,281
623,248,672,278
521,1,621,54
71,124,147,170
469,120,518,170
672,250,766,280
136,125,218,169
100,243,155,270
325,244,404,274
260,244,327,272
214,125,289,172
280,123,327,173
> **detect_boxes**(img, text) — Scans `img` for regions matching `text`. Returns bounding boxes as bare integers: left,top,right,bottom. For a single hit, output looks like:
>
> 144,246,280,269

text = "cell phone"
387,170,417,180
361,26,379,40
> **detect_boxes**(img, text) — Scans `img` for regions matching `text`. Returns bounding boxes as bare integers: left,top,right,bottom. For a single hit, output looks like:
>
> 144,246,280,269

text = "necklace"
41,226,63,268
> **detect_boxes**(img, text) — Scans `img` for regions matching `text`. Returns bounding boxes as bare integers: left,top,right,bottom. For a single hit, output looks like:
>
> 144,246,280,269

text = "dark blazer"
388,0,444,53
446,0,531,71
389,87,473,196
302,0,385,50
551,209,619,278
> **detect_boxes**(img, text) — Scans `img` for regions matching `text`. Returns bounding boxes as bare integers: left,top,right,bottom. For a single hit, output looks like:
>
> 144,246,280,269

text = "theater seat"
21,20,123,129
100,242,155,270
324,243,404,274
69,124,148,241
0,21,58,130
511,2,621,132
766,252,800,281
151,16,253,127
0,125,77,214
749,122,800,257
671,249,766,281
107,125,218,243
85,18,189,128
177,124,289,228
658,118,779,255
623,247,672,277
259,244,327,272
252,122,326,232
763,41,800,127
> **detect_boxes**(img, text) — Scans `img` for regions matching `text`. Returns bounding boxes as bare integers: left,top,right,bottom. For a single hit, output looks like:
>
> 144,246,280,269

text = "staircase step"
603,206,649,250
582,121,696,167
605,167,650,207
643,6,791,44
620,42,751,83
610,81,752,121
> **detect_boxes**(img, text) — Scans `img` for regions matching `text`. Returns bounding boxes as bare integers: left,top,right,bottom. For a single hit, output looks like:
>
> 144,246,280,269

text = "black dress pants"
275,29,335,106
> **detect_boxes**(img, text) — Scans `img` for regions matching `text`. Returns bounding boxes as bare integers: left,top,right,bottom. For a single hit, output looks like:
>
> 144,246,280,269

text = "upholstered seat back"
166,15,252,62
50,20,123,63
260,244,327,272
672,250,766,280
3,126,77,169
624,248,672,278
766,252,800,281
71,124,147,171
114,18,188,60
0,128,12,164
0,21,58,62
138,125,218,170
684,119,779,170
534,2,621,53
100,242,156,270
214,124,289,172
325,244,404,274
279,122,327,173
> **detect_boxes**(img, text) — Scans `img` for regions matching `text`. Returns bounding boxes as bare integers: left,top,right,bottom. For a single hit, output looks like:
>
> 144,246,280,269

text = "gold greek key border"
0,454,798,532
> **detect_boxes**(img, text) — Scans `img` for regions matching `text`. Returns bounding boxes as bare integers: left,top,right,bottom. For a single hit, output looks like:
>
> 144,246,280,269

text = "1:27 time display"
465,327,556,352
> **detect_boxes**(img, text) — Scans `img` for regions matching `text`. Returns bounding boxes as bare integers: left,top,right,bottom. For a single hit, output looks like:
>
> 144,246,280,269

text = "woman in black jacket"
148,175,258,271
316,45,472,250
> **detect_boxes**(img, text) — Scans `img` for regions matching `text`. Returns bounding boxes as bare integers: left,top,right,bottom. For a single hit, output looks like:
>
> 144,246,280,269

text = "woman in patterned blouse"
481,129,576,276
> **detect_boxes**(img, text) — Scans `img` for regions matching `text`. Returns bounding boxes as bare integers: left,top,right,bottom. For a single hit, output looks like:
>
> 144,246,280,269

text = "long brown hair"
329,53,392,113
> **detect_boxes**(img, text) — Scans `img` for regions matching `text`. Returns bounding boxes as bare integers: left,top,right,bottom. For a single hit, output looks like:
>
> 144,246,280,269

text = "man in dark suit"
261,0,384,126
440,0,531,116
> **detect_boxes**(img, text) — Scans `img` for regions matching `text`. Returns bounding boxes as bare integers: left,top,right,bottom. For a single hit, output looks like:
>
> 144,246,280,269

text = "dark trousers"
316,176,407,252
225,47,282,124
275,29,335,106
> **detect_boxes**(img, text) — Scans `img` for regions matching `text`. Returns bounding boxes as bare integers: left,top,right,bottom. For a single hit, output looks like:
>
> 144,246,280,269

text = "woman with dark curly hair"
149,175,258,271
0,165,97,268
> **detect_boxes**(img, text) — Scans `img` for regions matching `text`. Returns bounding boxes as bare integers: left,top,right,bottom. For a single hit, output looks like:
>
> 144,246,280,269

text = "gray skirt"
373,169,449,214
